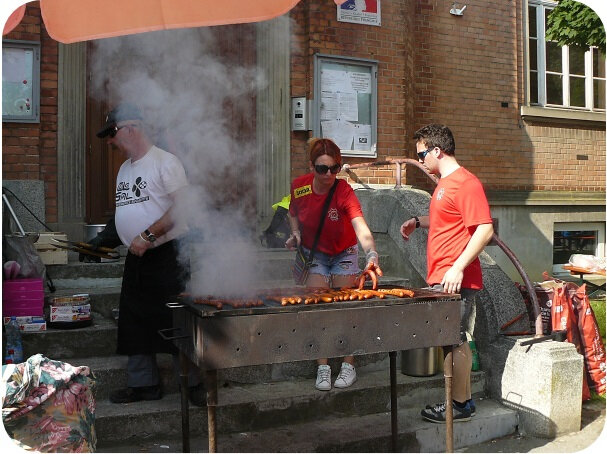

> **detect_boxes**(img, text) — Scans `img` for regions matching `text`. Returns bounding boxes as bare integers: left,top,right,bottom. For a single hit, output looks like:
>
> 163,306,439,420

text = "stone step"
45,249,397,288
93,367,488,445
69,351,433,400
97,399,517,453
22,313,117,359
47,286,122,320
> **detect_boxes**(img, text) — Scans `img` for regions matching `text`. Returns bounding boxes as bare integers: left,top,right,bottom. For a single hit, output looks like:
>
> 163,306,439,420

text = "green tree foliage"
545,0,605,51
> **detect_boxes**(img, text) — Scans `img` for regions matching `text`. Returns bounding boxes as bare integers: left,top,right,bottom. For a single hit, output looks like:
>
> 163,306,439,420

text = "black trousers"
116,240,188,355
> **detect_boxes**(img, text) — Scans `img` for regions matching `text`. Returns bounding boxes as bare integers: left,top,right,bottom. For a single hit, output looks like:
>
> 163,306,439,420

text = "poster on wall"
337,0,381,27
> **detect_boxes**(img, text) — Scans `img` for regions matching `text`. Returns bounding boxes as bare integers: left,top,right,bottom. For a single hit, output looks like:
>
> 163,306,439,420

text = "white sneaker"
315,365,331,391
334,362,357,388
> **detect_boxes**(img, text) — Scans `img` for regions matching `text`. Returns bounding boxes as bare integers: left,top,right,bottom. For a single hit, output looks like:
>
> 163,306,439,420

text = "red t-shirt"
289,174,363,255
427,167,493,290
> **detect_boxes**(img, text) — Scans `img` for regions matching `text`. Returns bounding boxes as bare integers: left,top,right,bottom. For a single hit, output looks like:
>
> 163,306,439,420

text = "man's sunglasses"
109,124,136,138
314,164,341,174
417,149,431,161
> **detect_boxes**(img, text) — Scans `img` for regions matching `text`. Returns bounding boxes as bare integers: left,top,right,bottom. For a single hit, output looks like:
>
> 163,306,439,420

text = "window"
528,0,605,110
2,40,41,123
552,222,606,276
313,54,378,158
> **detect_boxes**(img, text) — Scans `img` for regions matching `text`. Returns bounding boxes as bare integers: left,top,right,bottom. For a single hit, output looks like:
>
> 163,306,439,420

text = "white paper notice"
320,92,338,120
348,72,371,94
322,119,355,151
321,69,353,93
338,92,358,122
353,124,372,151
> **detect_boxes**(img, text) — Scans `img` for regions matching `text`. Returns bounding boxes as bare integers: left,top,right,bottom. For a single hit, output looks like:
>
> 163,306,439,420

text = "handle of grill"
158,327,190,341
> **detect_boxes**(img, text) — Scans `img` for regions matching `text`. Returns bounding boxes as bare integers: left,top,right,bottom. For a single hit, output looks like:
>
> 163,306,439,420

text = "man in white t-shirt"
93,103,204,405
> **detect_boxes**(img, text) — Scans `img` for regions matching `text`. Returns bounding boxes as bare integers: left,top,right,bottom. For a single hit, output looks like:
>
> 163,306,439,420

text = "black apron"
116,239,188,355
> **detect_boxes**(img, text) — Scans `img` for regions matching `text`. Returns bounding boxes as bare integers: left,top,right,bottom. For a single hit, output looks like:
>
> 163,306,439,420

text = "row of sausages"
186,287,414,310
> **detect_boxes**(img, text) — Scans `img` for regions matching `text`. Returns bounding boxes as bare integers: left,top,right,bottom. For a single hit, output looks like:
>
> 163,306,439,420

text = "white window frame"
527,0,605,111
552,222,606,276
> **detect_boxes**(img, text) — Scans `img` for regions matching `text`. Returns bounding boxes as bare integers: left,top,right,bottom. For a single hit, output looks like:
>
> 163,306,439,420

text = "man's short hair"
413,124,456,155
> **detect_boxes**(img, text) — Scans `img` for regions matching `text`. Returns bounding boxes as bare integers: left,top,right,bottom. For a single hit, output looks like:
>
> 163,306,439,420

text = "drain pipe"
341,159,543,336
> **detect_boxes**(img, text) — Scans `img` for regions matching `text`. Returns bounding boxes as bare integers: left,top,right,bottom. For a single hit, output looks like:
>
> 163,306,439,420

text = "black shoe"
421,401,472,423
425,399,476,416
109,385,162,403
185,383,207,407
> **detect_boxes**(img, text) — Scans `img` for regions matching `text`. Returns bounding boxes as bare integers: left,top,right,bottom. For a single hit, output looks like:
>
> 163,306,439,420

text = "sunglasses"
314,164,341,174
109,123,137,138
417,148,431,161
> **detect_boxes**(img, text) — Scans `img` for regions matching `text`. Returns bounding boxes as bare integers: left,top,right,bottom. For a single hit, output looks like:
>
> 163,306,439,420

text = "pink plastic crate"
2,278,43,294
2,278,44,317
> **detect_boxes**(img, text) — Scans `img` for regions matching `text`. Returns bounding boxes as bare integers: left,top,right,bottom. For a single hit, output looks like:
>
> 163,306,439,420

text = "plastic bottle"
469,339,480,371
4,316,24,364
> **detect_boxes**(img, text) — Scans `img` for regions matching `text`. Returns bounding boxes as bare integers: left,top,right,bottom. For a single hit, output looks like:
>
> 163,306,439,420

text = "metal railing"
342,159,543,336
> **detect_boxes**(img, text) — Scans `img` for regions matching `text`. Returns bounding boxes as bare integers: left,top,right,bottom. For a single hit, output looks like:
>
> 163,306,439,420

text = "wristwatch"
144,229,157,243
414,216,420,229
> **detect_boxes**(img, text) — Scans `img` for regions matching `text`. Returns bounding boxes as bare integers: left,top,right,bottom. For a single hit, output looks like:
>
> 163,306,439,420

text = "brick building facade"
2,1,605,280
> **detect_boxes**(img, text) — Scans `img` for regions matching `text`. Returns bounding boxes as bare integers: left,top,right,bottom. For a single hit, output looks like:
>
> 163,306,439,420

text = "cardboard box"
50,304,91,315
31,232,68,265
21,322,47,332
3,315,45,325
50,313,91,322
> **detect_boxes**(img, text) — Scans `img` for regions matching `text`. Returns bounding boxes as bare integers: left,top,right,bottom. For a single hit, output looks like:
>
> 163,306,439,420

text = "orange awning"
5,0,303,43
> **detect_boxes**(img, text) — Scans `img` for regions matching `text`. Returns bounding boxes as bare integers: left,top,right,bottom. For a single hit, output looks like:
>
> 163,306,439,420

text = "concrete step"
96,388,513,452
47,286,122,320
93,368,487,444
22,312,117,359
47,259,124,289
45,249,398,289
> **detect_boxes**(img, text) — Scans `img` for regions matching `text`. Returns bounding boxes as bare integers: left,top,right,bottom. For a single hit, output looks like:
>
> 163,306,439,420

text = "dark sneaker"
467,398,476,416
421,401,471,423
426,399,476,416
109,385,162,403
188,383,207,407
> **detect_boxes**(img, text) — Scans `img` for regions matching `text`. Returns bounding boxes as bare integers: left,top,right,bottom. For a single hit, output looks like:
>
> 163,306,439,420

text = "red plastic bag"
570,284,606,395
551,283,591,400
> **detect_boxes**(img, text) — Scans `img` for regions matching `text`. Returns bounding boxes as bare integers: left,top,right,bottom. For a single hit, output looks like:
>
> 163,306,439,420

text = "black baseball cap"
96,103,143,138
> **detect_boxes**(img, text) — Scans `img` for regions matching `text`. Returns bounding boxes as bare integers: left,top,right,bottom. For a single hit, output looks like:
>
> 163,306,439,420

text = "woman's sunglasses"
314,164,341,174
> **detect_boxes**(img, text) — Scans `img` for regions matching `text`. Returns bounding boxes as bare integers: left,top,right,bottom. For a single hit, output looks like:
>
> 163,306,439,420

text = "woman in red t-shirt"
285,138,382,391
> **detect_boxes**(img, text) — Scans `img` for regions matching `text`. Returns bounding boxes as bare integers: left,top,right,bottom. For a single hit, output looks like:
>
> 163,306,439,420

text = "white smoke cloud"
89,22,289,296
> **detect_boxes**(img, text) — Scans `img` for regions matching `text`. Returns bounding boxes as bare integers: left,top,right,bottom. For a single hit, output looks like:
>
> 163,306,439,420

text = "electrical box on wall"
291,97,308,131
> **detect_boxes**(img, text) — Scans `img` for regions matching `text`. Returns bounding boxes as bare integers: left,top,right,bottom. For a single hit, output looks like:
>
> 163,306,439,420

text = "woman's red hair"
308,138,342,165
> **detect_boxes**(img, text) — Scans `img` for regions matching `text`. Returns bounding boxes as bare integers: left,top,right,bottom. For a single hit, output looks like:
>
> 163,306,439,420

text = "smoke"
90,23,283,296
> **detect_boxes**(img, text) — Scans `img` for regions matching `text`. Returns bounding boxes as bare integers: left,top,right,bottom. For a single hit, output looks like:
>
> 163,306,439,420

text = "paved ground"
458,399,606,453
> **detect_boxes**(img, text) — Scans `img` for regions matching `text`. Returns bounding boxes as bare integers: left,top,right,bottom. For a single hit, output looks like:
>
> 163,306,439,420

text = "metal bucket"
85,224,105,242
401,347,439,377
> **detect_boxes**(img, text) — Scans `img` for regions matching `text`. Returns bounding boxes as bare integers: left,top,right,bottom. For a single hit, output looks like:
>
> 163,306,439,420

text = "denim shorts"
428,284,478,344
301,245,360,278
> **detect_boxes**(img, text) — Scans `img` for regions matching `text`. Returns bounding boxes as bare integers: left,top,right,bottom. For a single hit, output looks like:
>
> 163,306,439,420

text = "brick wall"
2,2,59,222
291,0,605,192
290,0,413,183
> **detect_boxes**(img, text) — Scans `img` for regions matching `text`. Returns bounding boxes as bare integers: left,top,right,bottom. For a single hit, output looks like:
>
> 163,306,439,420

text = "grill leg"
205,369,218,453
389,351,398,452
179,351,190,453
444,345,454,452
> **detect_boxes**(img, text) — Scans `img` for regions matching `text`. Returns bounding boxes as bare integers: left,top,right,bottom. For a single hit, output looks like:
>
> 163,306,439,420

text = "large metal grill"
162,287,462,453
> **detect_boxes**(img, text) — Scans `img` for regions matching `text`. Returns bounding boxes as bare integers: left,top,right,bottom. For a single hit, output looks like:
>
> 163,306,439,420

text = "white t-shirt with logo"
115,146,188,247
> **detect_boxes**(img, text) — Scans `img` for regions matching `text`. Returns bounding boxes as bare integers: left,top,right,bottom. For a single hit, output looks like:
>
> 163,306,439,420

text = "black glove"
78,217,123,263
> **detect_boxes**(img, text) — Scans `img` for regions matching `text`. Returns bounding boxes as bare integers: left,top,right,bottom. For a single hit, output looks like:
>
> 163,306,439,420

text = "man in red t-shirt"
400,124,494,423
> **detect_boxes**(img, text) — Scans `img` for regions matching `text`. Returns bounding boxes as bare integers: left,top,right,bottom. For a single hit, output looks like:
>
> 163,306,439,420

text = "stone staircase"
19,248,520,452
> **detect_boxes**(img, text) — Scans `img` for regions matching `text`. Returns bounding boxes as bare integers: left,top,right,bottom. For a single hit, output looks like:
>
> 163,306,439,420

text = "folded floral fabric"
2,354,96,452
